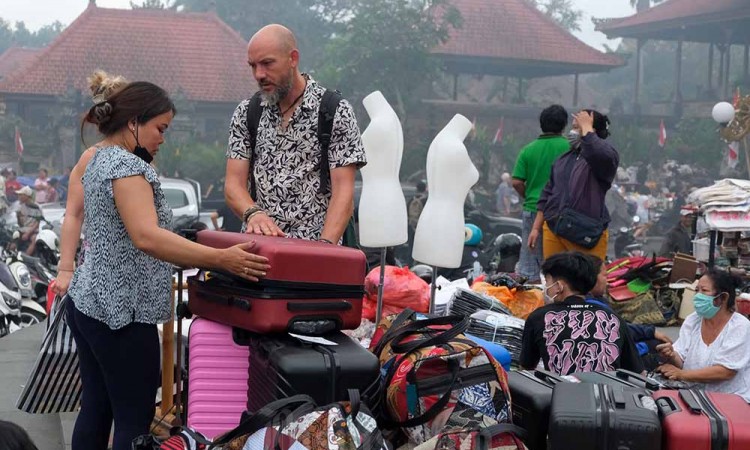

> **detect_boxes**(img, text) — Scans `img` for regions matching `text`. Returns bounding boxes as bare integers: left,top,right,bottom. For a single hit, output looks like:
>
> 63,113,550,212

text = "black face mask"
131,122,153,164
133,145,153,164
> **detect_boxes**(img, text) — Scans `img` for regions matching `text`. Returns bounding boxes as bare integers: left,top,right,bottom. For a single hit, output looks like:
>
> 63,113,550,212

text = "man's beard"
259,70,294,105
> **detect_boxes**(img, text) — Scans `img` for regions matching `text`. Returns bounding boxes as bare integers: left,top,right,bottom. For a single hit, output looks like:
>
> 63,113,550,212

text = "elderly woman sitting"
657,268,750,402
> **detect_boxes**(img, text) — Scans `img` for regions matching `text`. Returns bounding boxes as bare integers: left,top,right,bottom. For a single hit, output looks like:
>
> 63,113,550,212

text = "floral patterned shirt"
226,76,366,240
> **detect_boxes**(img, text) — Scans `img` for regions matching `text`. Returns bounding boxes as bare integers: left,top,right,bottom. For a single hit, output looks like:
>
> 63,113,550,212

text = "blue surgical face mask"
693,293,721,319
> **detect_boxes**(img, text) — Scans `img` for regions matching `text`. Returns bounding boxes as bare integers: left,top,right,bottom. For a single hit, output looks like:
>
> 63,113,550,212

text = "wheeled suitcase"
508,370,563,450
654,389,750,450
188,231,367,334
569,369,661,391
186,318,249,439
548,382,661,450
246,331,379,413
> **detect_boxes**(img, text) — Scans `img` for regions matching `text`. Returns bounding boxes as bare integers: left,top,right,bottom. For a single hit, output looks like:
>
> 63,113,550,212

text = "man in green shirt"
512,105,570,282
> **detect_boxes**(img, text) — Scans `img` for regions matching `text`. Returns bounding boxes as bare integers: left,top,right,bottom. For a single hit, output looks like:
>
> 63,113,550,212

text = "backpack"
245,89,359,248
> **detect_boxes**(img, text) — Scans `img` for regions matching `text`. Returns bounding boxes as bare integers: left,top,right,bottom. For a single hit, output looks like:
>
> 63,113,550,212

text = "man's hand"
528,228,540,249
245,212,285,237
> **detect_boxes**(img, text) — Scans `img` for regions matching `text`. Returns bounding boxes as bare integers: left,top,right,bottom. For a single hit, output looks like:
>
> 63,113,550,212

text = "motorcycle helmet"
35,229,59,267
493,233,522,258
411,264,434,284
464,224,483,247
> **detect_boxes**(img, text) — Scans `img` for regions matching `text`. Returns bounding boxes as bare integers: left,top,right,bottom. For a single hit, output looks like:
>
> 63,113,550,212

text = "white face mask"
543,280,561,303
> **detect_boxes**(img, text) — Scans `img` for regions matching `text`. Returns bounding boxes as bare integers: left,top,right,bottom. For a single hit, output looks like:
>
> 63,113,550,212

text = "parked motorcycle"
0,260,23,337
7,254,47,326
614,215,645,258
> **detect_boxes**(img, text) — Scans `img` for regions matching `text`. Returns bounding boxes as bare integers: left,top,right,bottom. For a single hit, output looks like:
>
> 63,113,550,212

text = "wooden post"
161,281,176,413
635,39,644,115
573,73,580,107
675,40,683,99
152,280,177,436
708,44,714,92
725,44,732,99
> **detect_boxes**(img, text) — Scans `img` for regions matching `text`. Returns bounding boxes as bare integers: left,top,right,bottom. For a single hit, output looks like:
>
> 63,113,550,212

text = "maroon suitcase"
654,389,750,450
187,230,366,334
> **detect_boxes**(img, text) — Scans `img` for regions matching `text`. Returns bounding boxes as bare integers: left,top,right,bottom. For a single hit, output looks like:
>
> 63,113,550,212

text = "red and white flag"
727,141,740,169
492,117,504,145
14,126,24,157
658,120,667,148
733,87,741,108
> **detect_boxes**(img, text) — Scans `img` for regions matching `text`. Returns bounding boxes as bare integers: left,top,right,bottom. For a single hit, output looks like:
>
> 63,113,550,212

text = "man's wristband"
242,205,264,223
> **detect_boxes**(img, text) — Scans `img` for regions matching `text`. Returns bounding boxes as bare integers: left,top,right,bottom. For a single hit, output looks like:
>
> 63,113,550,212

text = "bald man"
225,24,366,243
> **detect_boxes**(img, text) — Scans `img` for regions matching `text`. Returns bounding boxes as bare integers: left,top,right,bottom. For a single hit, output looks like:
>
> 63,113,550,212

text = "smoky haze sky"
1,0,635,50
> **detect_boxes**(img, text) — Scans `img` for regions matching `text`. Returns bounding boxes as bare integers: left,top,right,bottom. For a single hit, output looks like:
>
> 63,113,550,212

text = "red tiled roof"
435,0,622,70
0,4,255,103
598,0,750,35
0,47,42,80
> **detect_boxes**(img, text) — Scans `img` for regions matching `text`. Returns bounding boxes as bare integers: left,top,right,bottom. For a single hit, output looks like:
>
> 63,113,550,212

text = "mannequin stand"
376,248,387,326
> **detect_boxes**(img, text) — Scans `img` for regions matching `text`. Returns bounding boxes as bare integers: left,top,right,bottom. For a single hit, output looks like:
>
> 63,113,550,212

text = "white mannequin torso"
412,114,478,268
358,91,408,247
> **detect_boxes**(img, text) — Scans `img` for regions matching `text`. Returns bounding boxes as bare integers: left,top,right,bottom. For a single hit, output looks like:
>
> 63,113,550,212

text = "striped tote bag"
16,295,81,413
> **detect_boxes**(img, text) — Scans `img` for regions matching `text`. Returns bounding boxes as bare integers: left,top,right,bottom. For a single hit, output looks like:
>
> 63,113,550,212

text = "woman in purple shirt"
528,110,619,261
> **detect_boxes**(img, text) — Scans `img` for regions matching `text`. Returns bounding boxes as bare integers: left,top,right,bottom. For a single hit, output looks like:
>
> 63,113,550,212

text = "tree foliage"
171,0,347,71
0,18,64,54
527,0,582,32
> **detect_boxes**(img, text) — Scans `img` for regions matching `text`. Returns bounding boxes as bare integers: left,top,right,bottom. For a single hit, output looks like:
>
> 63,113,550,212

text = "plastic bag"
362,265,430,321
471,282,544,320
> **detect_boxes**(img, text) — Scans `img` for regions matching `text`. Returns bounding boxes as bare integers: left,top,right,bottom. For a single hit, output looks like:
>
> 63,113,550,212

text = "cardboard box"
669,252,698,284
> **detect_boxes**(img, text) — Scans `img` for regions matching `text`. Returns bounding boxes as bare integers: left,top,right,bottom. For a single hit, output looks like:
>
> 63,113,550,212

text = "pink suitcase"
187,318,249,439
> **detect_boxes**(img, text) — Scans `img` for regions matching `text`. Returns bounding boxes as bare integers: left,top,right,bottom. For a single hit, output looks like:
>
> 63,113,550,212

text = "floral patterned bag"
208,391,389,450
412,424,528,450
371,310,513,446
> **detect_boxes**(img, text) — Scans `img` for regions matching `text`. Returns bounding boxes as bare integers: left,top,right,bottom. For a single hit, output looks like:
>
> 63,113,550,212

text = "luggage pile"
508,368,750,450
172,231,529,449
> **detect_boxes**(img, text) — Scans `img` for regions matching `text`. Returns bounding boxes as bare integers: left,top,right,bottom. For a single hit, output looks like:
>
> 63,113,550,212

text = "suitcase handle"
615,369,660,390
194,286,252,311
656,396,682,417
533,369,564,385
679,389,703,414
286,302,352,312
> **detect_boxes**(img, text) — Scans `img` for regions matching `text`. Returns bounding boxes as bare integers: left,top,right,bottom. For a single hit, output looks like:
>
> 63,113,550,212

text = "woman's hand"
219,241,270,282
573,111,595,136
245,212,285,237
53,271,73,296
657,363,683,380
656,342,676,359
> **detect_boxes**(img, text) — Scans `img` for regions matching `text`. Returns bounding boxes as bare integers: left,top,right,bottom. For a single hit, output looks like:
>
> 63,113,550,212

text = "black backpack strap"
317,89,343,195
245,91,263,201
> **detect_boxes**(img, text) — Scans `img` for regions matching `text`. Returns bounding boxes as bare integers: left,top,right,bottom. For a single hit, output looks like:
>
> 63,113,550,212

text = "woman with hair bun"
529,109,619,261
54,70,130,296
656,268,750,402
63,79,269,450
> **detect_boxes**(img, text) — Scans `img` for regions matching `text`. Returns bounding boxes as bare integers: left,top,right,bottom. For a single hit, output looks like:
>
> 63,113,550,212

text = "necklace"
281,89,305,117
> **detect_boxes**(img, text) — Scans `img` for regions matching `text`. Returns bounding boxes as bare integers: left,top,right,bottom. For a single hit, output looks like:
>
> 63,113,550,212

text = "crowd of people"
5,22,748,450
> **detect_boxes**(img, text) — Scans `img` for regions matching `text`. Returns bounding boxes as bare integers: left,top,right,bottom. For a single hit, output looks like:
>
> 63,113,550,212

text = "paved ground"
0,322,73,450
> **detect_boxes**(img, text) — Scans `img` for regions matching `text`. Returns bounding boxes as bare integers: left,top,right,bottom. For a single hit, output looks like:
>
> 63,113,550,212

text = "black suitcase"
549,382,661,450
570,369,662,391
508,370,563,450
246,331,380,412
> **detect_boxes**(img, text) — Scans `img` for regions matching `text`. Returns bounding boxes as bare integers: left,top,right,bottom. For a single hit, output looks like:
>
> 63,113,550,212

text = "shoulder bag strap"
245,91,264,202
317,89,343,195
